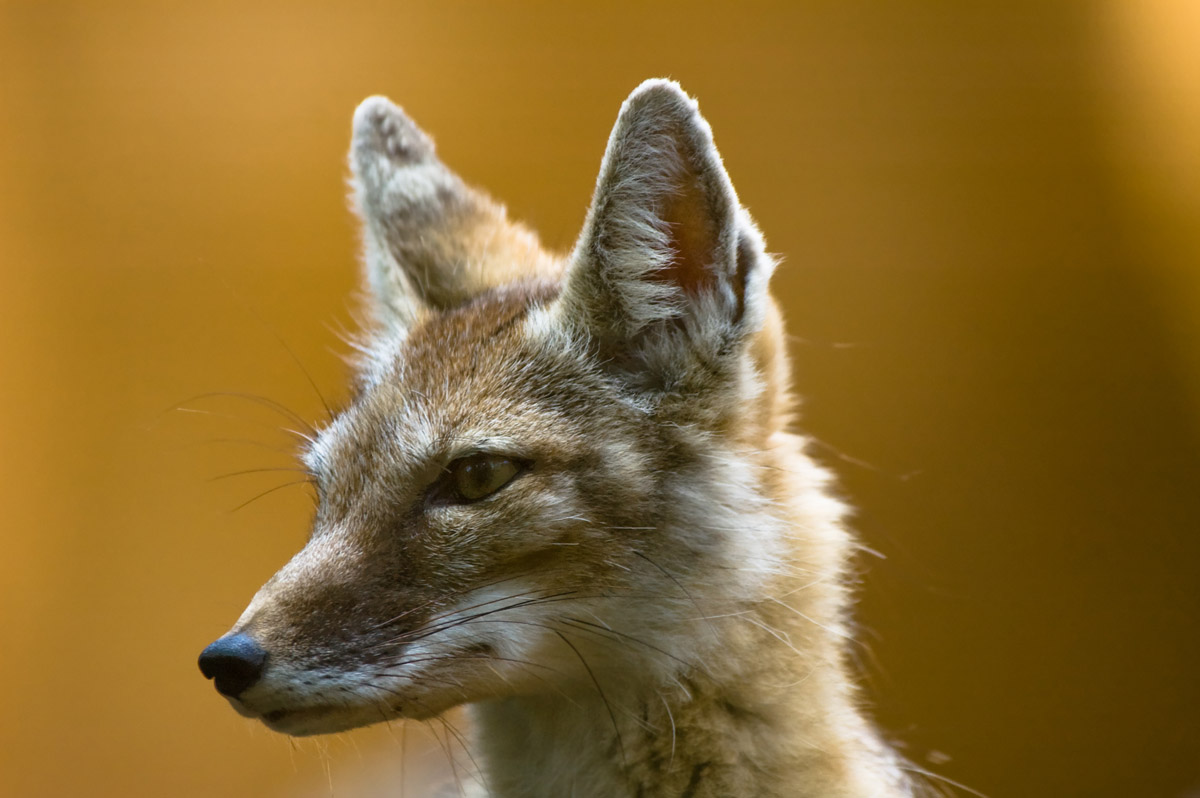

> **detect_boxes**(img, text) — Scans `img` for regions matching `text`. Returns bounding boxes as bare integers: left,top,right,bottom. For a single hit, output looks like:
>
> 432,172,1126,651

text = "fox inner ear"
349,97,558,331
557,80,769,362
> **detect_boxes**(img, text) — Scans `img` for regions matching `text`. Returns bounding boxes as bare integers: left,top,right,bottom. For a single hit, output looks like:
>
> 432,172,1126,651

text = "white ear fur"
554,80,773,374
350,97,555,331
351,97,450,330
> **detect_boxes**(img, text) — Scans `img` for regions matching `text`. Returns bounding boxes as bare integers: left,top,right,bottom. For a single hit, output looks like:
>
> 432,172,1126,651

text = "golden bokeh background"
2,2,1198,796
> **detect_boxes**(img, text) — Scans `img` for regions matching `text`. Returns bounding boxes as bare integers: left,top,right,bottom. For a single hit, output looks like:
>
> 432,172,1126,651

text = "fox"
199,79,917,797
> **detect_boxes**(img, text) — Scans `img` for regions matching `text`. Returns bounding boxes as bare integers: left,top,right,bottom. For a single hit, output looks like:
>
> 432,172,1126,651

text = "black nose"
198,634,268,698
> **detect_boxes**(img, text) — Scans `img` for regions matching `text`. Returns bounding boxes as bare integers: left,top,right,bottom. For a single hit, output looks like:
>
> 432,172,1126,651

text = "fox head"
199,80,809,737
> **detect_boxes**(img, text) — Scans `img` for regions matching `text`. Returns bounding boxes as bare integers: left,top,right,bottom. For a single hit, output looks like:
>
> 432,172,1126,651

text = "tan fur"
201,80,916,797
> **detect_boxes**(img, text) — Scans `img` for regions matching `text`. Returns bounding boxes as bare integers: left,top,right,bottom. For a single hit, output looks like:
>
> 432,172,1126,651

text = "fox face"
200,81,808,742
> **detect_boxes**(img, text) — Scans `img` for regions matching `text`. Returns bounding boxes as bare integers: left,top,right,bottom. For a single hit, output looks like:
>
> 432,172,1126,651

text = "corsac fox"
200,80,914,797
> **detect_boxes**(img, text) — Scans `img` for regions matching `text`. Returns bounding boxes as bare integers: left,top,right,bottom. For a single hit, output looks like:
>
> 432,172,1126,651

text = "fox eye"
441,453,523,503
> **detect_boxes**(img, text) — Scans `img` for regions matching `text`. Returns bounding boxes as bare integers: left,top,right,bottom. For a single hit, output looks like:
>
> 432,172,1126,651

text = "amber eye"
442,453,523,503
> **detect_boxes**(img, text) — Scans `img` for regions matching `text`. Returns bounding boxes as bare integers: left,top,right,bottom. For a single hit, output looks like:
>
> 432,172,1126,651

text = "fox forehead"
303,280,624,511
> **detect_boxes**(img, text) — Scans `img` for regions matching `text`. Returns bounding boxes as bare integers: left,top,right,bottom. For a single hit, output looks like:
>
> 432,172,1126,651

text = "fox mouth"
252,701,397,736
262,706,327,726
261,705,342,735
221,689,400,737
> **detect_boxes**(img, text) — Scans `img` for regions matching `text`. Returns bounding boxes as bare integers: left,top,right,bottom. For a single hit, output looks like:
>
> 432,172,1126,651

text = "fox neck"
469,442,909,798
470,621,904,798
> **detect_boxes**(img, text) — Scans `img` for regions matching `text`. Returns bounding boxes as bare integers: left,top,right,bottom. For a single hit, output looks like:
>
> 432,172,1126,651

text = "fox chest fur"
199,80,914,797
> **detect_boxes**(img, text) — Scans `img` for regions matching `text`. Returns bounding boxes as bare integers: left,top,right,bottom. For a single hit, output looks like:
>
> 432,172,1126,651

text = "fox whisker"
227,478,315,513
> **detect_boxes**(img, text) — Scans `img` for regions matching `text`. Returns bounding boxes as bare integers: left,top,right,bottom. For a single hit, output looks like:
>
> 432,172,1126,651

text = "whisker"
217,275,335,423
418,712,464,798
437,713,486,794
271,330,334,423
560,617,694,670
554,629,626,767
390,590,582,647
208,466,316,482
228,479,314,512
378,653,564,680
171,402,315,445
172,391,317,435
365,565,599,633
631,549,719,640
898,765,990,798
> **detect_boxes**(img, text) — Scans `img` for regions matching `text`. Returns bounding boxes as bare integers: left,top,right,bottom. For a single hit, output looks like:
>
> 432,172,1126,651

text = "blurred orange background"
2,2,1198,796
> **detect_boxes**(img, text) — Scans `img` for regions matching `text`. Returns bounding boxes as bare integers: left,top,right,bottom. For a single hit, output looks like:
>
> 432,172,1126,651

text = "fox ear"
350,97,557,331
555,80,772,380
